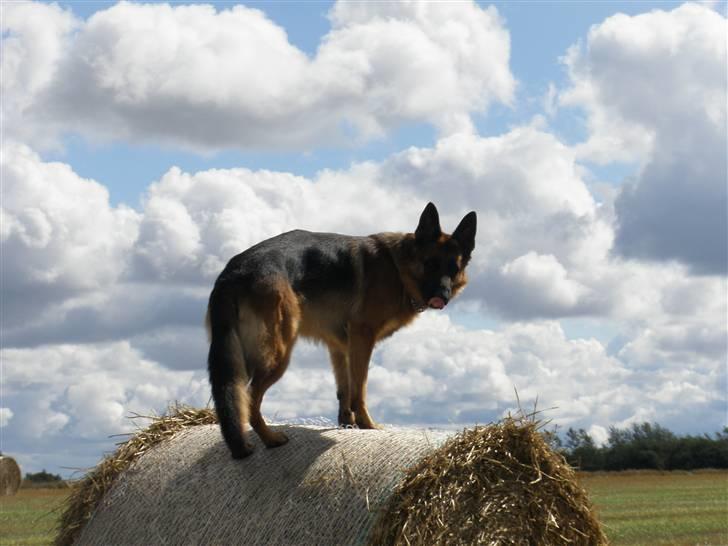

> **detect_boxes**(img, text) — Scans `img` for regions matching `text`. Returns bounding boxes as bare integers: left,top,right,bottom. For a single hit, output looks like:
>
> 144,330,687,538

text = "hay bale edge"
368,417,608,545
0,455,22,496
54,404,217,546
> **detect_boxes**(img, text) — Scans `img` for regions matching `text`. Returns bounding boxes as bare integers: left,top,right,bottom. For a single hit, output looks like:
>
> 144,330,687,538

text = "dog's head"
401,202,477,310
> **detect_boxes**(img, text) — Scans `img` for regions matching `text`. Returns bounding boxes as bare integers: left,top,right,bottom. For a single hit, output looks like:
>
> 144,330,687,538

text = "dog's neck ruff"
378,235,427,314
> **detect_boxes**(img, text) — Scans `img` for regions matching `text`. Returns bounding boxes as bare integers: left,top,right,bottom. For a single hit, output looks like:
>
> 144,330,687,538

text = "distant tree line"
24,470,64,483
551,422,728,471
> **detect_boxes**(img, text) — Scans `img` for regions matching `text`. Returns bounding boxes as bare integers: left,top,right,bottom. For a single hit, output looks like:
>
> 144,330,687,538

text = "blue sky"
1,0,725,476
45,0,680,208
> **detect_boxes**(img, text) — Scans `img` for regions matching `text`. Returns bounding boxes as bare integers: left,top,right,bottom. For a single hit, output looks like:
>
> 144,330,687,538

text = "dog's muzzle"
427,276,452,309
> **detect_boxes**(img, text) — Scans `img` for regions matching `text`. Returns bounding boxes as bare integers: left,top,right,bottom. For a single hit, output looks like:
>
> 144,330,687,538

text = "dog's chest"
375,313,416,341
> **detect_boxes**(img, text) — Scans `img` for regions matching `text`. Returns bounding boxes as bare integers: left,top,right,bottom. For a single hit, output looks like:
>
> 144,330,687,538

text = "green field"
1,472,727,545
580,471,728,545
0,488,69,546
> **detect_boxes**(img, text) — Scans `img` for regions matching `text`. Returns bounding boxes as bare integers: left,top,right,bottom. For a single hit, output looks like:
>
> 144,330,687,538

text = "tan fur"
204,309,211,343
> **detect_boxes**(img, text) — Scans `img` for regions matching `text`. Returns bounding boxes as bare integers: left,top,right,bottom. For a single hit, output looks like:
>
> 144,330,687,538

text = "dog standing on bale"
206,202,476,459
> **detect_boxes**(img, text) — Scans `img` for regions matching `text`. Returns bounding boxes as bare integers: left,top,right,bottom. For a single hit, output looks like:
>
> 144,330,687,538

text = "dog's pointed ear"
452,211,477,258
415,202,441,244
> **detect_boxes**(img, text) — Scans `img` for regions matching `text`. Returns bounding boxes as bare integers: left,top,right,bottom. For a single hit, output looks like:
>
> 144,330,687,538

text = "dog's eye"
424,258,439,272
447,259,459,276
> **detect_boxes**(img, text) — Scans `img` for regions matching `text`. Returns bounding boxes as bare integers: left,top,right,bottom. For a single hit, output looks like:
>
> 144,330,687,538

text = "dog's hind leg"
247,280,300,448
248,347,293,448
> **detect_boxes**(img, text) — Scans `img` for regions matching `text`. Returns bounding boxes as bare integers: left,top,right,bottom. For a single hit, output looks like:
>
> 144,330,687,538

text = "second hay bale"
0,455,22,496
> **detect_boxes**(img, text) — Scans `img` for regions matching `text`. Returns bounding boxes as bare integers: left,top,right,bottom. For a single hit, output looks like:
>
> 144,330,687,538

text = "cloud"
3,284,208,350
618,293,728,370
121,125,603,290
588,425,609,447
327,1,515,134
486,252,590,319
255,313,724,436
4,141,720,440
0,142,140,327
2,0,514,151
560,3,725,164
125,126,615,323
560,3,727,274
0,408,14,428
614,142,726,274
4,124,604,325
6,121,724,351
1,340,210,473
0,1,77,150
5,311,723,475
2,342,209,440
374,129,616,319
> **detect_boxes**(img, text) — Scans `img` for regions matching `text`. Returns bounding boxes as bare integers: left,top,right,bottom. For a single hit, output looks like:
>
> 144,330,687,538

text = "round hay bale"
369,419,607,545
0,455,21,496
56,407,606,546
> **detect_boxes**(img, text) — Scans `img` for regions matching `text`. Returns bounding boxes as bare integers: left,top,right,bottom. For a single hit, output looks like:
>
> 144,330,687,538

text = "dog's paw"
355,417,381,430
338,408,356,428
262,430,289,448
356,422,381,430
230,441,255,459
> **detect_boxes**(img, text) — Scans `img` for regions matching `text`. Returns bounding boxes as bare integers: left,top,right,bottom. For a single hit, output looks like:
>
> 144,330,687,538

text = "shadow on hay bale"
56,406,606,546
0,455,22,496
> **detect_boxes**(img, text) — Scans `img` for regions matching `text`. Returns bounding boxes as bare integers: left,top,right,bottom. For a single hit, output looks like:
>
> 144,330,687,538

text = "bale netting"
56,406,606,546
0,455,22,496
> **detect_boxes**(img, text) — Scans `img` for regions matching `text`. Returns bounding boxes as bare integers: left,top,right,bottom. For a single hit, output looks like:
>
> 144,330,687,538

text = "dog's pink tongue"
428,297,446,309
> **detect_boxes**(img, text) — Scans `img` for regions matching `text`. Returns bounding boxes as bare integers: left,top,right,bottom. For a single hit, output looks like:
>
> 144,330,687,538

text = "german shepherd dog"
207,202,476,458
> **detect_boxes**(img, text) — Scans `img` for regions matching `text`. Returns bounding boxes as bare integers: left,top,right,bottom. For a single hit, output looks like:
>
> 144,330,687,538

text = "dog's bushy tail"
207,285,252,459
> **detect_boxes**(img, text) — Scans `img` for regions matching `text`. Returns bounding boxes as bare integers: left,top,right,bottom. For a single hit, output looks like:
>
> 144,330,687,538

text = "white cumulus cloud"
2,342,209,439
0,1,77,149
0,142,140,327
560,3,727,274
2,0,514,151
0,408,14,428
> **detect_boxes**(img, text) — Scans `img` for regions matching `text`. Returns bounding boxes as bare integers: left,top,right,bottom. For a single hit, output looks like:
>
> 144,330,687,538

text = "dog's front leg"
328,346,355,427
348,324,379,429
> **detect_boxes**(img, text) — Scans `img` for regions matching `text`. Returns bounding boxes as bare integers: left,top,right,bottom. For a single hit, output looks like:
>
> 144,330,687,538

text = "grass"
580,470,728,545
0,488,70,546
0,472,726,545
